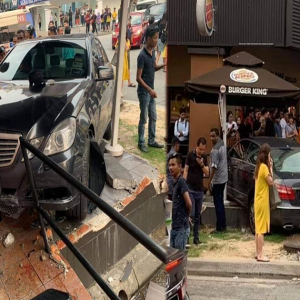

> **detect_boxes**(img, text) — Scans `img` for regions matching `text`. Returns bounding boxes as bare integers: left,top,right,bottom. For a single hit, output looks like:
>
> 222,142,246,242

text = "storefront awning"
185,52,300,101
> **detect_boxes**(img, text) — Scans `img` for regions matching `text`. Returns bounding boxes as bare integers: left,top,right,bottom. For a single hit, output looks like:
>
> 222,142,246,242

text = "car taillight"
166,257,183,272
275,184,295,201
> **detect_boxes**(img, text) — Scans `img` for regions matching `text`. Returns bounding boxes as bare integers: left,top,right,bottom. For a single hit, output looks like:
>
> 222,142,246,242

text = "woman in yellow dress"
254,144,273,262
115,33,131,98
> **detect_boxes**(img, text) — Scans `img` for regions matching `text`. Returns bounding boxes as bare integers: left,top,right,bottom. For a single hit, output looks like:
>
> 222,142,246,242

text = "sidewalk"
36,25,112,37
188,258,300,279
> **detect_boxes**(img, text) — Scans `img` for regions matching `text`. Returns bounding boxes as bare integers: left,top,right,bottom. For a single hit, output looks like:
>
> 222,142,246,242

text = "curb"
187,258,300,279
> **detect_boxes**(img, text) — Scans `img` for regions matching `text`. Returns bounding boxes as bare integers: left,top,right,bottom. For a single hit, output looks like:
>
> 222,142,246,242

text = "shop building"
167,0,300,158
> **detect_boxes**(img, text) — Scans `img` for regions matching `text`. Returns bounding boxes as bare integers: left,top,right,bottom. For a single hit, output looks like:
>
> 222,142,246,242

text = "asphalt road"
187,276,300,300
99,28,166,108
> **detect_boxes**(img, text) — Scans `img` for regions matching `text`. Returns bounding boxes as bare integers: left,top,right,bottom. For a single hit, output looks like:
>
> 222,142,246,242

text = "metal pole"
20,143,50,254
222,94,227,201
20,138,168,263
37,207,120,300
105,0,133,157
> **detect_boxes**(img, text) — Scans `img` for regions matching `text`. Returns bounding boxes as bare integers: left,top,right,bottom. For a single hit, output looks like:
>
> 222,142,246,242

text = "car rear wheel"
248,197,255,235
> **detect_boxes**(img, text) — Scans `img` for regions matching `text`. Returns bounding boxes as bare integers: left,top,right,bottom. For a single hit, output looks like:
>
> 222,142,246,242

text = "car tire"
103,120,112,141
248,197,255,235
68,138,106,221
67,140,90,221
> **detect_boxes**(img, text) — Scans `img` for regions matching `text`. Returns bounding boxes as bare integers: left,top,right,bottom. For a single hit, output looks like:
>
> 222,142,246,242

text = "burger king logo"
230,69,259,83
196,0,214,36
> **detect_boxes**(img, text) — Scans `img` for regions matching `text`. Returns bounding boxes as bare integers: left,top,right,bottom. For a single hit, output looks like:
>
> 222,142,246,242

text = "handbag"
269,182,281,210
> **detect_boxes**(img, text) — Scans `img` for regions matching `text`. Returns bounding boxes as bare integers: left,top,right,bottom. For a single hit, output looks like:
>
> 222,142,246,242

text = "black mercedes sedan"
227,137,300,234
0,33,114,220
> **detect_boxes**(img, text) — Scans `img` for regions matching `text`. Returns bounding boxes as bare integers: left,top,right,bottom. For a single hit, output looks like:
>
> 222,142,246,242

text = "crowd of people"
226,108,300,148
56,5,119,34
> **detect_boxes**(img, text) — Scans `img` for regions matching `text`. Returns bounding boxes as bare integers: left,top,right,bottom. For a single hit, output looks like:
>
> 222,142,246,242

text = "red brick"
76,224,90,237
122,195,136,206
57,240,66,251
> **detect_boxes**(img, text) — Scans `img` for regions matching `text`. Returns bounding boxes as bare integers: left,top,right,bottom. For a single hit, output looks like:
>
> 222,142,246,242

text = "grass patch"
210,229,243,241
207,243,223,251
265,234,287,244
119,119,166,174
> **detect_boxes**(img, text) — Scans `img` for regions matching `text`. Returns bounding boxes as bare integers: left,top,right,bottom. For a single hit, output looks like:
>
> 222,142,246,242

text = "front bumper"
0,145,83,211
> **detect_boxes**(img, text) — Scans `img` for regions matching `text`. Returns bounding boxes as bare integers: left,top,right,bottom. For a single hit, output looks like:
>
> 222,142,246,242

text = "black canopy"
185,52,300,102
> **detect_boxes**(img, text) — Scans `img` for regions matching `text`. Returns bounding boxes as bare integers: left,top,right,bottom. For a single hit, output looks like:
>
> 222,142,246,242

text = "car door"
227,142,243,203
234,140,253,207
95,38,114,137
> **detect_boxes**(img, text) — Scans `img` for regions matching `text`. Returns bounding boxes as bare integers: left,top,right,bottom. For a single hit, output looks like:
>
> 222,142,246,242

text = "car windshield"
272,149,300,173
136,2,155,10
0,39,87,80
148,3,165,15
131,15,142,25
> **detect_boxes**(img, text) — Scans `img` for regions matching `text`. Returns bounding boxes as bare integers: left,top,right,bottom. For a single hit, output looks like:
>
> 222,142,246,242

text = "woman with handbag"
254,144,274,263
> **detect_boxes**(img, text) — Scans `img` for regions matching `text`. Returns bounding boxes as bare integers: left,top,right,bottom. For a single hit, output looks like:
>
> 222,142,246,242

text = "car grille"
0,133,21,168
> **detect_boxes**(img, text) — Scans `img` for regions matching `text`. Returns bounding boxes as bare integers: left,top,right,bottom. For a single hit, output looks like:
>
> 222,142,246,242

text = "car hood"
0,79,87,138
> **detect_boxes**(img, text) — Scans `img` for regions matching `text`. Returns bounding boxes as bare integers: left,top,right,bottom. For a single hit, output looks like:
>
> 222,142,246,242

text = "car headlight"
43,118,76,156
23,137,44,160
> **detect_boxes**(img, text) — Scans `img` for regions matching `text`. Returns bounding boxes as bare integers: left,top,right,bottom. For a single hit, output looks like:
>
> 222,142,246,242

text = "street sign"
19,0,47,6
17,14,26,23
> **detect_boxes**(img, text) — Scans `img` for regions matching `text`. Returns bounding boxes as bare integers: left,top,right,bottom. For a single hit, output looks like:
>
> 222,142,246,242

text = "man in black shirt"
238,117,252,139
169,153,192,250
136,25,166,152
183,137,209,245
253,109,265,136
264,108,276,137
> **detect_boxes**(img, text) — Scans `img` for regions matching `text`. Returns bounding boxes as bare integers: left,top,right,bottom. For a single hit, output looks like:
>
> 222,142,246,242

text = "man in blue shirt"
167,137,180,200
136,25,166,152
168,153,192,250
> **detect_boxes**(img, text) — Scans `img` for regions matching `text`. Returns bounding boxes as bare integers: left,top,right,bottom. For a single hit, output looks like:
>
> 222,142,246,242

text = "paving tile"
0,280,9,300
44,275,68,293
59,268,92,300
0,239,26,272
19,229,46,258
20,285,46,300
2,258,42,300
131,163,159,180
31,250,64,284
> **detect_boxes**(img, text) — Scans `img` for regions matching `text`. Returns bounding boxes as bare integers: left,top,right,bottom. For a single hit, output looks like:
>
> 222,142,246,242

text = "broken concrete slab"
104,153,137,190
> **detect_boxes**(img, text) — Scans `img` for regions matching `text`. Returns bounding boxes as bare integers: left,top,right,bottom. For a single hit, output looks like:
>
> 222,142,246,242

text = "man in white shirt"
280,109,289,138
174,108,189,143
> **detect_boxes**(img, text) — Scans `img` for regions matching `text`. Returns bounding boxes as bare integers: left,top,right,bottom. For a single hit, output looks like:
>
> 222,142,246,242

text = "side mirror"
96,66,114,82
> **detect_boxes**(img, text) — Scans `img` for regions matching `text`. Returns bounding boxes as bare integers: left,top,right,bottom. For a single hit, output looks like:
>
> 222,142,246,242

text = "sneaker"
148,142,164,149
185,243,191,249
138,144,148,153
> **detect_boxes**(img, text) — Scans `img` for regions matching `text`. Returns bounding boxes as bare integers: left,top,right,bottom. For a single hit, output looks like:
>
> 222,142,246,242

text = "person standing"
64,13,69,25
50,12,53,23
174,108,189,144
280,109,289,138
96,12,101,33
126,19,136,88
81,7,85,26
38,14,42,31
118,5,121,24
253,109,266,136
69,7,73,27
106,8,112,31
85,11,91,33
168,153,192,250
274,114,282,138
208,128,228,233
286,114,298,141
167,137,180,200
60,11,64,26
254,144,273,262
136,25,166,153
112,7,117,31
226,111,238,148
92,11,98,34
263,109,275,137
54,13,58,28
75,8,80,28
183,138,209,245
238,117,252,140
101,10,105,32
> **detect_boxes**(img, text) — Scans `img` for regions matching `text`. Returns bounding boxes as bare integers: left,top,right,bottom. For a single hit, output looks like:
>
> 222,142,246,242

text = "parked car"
112,12,146,49
166,247,190,300
227,137,300,233
144,2,167,25
0,33,114,221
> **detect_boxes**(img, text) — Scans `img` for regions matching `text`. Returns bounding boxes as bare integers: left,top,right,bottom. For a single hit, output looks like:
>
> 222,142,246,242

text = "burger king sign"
196,0,214,36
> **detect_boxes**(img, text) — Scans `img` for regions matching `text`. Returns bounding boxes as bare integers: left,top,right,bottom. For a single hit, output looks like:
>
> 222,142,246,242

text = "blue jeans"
190,190,204,241
212,183,227,231
170,227,190,250
138,92,157,146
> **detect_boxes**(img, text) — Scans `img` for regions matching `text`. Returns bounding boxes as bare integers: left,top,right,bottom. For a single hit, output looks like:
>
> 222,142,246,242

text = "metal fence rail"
20,137,168,300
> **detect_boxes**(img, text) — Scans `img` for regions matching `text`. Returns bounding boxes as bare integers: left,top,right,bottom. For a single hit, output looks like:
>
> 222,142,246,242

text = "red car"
112,12,147,49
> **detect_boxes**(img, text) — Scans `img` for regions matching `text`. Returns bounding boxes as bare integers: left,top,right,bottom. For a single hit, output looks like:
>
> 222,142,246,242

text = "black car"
227,137,300,233
0,34,114,221
166,247,190,300
144,2,166,25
